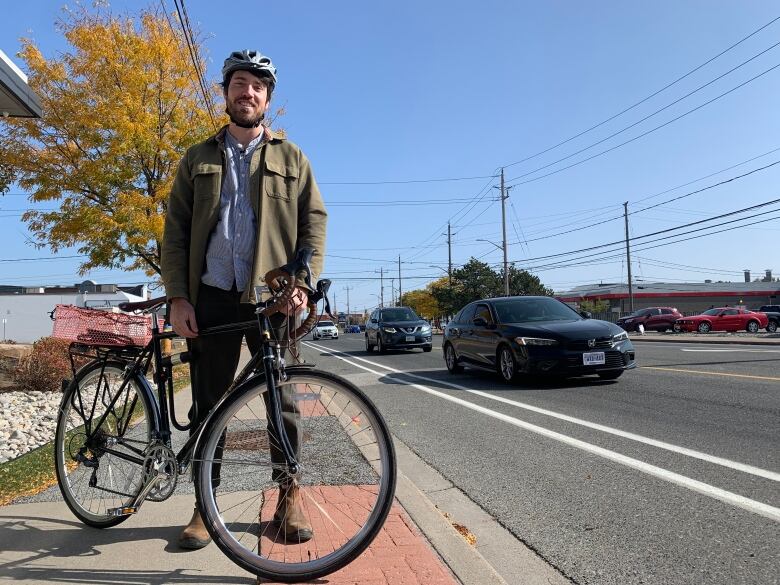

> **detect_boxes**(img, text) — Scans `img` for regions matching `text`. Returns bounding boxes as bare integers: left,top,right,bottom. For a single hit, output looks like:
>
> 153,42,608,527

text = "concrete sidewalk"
0,349,514,585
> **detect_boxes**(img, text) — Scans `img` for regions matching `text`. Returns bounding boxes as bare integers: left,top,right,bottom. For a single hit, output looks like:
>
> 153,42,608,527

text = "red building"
556,280,779,315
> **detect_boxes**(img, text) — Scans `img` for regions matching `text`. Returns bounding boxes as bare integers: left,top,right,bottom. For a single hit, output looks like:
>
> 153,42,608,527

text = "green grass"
0,440,59,506
0,365,190,506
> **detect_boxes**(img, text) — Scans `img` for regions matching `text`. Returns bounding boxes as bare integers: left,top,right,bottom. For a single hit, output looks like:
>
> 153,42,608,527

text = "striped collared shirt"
201,130,263,292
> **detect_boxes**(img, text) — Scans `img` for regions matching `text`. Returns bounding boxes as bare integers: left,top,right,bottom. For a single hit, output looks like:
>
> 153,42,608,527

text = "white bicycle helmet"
221,50,277,86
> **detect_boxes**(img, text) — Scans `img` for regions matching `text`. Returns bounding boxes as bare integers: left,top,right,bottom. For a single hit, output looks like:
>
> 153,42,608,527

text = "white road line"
304,341,780,523
678,348,780,353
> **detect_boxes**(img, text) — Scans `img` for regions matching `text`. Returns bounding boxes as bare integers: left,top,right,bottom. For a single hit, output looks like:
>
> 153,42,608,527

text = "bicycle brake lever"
280,248,315,291
309,279,334,318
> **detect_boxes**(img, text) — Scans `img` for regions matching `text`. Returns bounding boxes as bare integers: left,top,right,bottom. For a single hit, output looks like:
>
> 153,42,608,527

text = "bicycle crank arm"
106,469,171,517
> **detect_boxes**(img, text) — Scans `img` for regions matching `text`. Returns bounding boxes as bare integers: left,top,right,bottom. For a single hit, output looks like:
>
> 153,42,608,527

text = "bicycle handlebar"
118,248,330,340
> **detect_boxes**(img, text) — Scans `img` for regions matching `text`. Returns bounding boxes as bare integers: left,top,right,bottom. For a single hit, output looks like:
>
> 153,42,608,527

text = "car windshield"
380,308,419,322
493,298,581,323
701,309,722,316
317,321,334,327
628,309,650,317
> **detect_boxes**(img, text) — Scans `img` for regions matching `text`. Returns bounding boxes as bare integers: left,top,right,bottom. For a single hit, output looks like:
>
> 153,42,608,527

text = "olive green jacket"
161,126,327,306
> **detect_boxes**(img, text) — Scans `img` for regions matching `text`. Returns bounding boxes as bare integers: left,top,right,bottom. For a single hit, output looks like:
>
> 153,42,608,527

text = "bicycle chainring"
143,444,178,502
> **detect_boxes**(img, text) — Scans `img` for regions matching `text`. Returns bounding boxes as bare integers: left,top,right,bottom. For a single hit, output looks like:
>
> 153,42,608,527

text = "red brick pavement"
256,486,458,585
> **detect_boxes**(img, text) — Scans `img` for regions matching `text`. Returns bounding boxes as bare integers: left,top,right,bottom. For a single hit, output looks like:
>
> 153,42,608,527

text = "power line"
507,60,780,187
325,197,499,207
502,15,780,170
513,198,780,265
318,174,498,186
502,157,780,248
170,0,218,130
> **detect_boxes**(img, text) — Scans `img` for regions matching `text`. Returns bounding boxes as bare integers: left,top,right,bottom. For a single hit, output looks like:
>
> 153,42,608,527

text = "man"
161,49,327,550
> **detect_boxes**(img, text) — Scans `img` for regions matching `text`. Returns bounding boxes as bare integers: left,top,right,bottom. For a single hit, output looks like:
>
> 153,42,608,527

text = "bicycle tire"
195,368,396,582
55,360,155,528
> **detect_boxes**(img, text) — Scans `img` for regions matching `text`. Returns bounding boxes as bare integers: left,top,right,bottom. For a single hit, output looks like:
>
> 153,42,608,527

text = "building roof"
0,48,42,118
556,280,780,301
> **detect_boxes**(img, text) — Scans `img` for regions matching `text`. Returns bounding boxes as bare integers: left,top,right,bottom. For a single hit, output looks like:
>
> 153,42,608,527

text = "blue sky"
2,1,779,314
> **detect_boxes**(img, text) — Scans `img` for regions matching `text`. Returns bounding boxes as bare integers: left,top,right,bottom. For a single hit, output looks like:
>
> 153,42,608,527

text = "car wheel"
423,345,433,353
377,336,386,354
767,321,778,333
746,320,759,334
598,370,623,380
497,346,517,383
365,335,373,352
697,322,711,334
444,343,462,374
673,324,682,333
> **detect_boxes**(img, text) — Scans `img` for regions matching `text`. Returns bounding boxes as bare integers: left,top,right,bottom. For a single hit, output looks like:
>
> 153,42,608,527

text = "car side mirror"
472,317,488,327
371,318,378,323
580,311,592,319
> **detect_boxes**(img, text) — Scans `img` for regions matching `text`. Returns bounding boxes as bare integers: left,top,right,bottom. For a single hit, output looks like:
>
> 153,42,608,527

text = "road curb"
393,436,570,585
628,334,780,346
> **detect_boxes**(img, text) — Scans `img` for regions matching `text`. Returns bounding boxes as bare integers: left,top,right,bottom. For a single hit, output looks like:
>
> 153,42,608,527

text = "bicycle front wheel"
55,361,154,528
195,369,396,582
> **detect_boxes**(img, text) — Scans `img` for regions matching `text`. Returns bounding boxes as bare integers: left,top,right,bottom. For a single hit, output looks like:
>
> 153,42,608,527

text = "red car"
674,307,768,334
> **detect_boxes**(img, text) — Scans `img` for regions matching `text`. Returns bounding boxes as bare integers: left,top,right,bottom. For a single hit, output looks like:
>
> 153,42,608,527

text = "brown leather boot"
178,508,211,550
273,481,314,542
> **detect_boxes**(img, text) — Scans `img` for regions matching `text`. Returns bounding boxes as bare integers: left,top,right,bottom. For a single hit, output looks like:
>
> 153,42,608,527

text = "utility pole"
398,255,402,306
379,267,384,308
500,168,509,296
333,289,337,321
391,278,395,306
447,222,452,286
623,201,634,313
343,286,352,326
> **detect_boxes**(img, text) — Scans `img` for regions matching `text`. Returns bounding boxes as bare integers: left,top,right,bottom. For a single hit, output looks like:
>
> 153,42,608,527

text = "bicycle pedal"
107,506,138,516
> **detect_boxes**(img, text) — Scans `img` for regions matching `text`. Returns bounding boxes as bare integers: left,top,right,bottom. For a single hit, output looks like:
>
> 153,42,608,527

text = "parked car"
312,320,339,340
753,307,779,333
346,325,361,333
617,307,682,332
443,296,636,382
674,307,768,333
365,307,432,353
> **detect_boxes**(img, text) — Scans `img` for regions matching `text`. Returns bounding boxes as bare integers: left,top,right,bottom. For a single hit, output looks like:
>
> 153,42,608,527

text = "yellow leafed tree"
0,6,219,275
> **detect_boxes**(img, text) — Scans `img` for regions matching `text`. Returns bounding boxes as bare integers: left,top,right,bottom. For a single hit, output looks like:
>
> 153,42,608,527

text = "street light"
477,239,509,296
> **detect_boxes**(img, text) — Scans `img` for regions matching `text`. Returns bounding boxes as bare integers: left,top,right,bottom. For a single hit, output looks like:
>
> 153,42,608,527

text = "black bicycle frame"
67,300,300,480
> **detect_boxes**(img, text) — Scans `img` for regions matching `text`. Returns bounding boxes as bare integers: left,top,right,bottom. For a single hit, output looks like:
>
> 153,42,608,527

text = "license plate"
583,352,605,365
405,335,415,342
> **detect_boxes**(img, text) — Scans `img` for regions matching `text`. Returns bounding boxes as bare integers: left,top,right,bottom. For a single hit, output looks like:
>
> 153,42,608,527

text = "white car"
313,320,339,340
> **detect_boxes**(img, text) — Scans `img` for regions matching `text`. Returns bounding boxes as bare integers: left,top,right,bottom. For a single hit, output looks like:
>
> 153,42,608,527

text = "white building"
0,281,148,343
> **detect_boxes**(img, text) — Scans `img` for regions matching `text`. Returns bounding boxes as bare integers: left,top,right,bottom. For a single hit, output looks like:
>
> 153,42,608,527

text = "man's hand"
284,286,308,316
169,297,199,338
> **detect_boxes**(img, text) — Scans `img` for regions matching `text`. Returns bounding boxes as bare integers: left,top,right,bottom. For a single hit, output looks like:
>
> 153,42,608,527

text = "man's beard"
225,100,265,128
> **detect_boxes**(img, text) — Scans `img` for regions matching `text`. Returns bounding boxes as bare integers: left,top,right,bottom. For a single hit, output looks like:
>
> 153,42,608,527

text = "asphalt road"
299,333,780,585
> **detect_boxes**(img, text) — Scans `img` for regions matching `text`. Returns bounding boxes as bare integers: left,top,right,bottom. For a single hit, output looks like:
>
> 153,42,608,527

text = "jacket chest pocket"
264,159,299,201
193,163,222,201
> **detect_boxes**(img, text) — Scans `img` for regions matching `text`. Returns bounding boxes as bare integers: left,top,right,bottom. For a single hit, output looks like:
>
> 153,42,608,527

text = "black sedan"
443,296,636,382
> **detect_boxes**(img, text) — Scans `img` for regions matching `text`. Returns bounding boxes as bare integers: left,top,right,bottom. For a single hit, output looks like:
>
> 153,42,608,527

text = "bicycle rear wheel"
55,360,154,528
195,369,396,582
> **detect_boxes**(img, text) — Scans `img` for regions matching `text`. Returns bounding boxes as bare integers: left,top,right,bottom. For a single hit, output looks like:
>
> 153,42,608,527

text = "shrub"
13,337,72,393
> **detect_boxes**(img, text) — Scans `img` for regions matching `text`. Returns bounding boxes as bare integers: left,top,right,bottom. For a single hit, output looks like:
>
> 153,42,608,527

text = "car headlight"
624,318,633,323
612,331,628,342
421,325,431,332
515,337,559,346
382,327,397,333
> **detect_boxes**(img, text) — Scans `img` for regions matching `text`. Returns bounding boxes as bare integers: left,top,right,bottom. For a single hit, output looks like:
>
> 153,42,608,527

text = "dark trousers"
189,283,301,485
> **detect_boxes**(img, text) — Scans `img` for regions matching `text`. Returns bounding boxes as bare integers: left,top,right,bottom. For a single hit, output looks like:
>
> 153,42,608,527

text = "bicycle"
52,249,397,583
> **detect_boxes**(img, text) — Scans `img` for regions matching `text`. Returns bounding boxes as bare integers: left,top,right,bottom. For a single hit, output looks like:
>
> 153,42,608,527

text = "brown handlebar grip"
261,268,297,317
293,302,318,339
